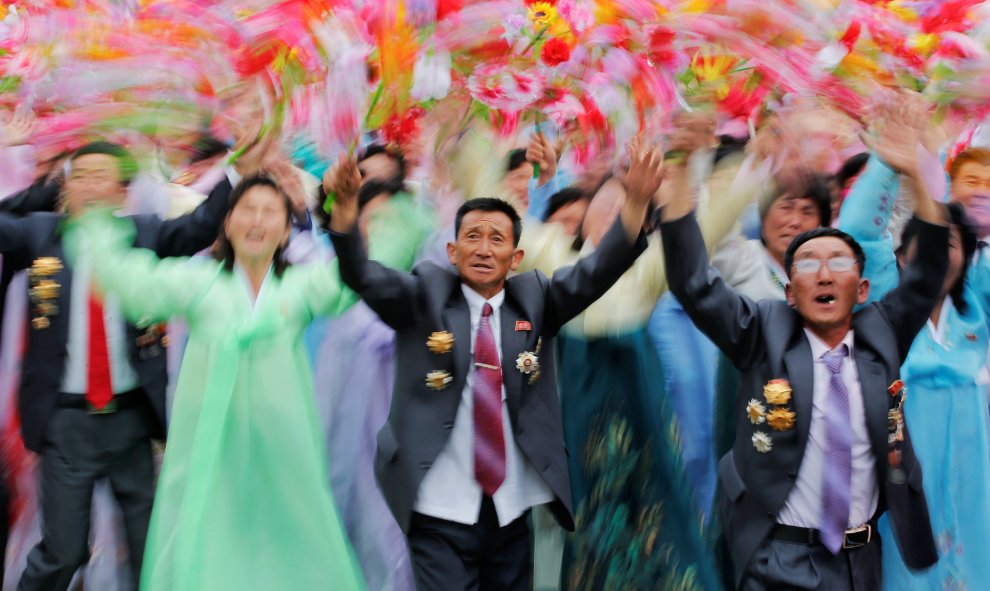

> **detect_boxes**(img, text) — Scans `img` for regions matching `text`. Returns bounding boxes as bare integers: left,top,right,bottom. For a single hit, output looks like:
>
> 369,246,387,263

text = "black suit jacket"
330,217,647,532
0,178,232,452
660,212,944,587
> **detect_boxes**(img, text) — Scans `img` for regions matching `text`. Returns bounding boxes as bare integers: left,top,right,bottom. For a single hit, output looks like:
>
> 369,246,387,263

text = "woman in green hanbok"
67,175,367,591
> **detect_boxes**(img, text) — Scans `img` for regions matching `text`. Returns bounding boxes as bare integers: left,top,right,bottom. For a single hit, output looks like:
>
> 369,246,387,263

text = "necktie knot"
822,344,848,375
482,302,493,318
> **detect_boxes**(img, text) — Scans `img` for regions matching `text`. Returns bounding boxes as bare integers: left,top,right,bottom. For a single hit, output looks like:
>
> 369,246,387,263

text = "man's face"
447,210,523,296
64,153,128,216
950,160,990,207
358,153,400,186
547,199,589,238
785,236,869,335
504,162,534,209
762,195,822,264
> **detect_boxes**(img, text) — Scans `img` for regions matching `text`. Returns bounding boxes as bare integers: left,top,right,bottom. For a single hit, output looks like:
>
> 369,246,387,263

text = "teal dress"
68,213,367,591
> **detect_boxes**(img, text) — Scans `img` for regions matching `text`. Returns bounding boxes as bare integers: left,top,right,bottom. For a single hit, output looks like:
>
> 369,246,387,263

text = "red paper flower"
524,0,556,5
541,38,571,66
647,27,679,67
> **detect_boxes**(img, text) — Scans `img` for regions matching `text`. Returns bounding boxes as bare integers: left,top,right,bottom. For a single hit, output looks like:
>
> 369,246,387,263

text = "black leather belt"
57,389,144,414
771,521,876,550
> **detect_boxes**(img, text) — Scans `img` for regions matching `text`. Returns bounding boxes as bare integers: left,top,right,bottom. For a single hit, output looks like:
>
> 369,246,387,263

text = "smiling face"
447,209,523,299
223,184,291,265
950,160,990,207
785,236,869,342
64,153,129,216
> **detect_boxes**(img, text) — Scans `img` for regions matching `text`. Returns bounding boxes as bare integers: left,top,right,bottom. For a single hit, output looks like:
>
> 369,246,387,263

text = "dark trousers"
407,496,532,591
18,406,156,591
740,533,882,591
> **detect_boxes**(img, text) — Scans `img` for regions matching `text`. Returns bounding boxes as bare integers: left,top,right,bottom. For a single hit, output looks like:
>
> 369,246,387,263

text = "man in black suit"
657,111,945,589
0,140,239,590
325,140,663,590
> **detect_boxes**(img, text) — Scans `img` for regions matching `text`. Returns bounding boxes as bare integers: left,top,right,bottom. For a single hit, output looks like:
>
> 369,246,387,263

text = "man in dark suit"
0,140,239,591
325,141,663,590
657,113,945,589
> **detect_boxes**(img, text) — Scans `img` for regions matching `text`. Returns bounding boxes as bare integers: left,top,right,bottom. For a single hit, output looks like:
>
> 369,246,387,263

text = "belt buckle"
842,523,872,549
87,399,117,415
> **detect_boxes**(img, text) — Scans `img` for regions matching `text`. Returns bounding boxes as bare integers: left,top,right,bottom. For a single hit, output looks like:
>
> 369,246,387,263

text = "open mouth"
814,294,836,305
246,229,265,241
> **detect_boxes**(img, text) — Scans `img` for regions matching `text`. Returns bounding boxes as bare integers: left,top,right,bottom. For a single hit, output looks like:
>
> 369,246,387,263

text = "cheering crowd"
1,61,990,591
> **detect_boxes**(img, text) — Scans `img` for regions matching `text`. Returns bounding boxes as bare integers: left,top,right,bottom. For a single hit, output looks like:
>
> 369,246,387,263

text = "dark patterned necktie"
821,345,852,554
473,303,505,495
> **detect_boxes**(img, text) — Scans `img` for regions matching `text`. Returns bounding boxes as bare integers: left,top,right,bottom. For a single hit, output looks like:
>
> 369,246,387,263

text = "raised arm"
326,156,421,329
658,119,765,370
541,137,655,332
865,95,950,360
66,211,218,323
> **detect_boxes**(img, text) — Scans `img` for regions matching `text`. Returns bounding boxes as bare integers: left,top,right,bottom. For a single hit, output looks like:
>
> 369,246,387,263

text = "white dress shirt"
61,259,139,395
777,330,879,529
414,285,554,527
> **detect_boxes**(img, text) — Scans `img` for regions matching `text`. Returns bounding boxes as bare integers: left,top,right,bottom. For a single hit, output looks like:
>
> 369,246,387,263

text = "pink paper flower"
467,63,545,112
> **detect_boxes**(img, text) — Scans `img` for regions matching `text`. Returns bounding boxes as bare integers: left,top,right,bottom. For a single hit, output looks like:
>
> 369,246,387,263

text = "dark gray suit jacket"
330,217,646,532
0,178,232,452
660,213,945,587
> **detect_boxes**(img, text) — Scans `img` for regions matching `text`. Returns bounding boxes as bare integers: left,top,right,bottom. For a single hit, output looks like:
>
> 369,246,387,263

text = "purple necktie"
821,345,852,554
473,303,505,496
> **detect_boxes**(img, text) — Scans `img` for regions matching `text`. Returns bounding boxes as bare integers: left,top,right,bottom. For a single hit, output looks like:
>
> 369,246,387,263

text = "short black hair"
543,187,589,221
189,135,230,164
358,143,406,195
505,148,528,174
454,197,522,246
783,227,866,279
71,141,138,186
897,202,977,314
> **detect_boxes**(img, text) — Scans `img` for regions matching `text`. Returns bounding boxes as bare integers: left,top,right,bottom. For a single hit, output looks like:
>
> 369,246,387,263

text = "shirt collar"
461,284,505,318
804,328,855,361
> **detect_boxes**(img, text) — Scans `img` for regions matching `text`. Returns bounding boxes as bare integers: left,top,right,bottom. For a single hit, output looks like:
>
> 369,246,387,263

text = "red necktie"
87,292,114,410
473,303,505,496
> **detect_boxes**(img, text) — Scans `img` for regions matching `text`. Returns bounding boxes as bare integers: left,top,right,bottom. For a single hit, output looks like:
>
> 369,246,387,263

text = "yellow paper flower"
425,370,453,391
528,2,559,29
746,399,766,425
426,331,455,354
766,408,796,431
752,431,773,453
691,52,737,84
763,379,793,406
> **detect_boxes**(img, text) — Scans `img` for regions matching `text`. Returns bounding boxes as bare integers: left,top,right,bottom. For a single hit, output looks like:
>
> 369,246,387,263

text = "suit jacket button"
787,473,797,482
419,461,432,470
442,421,454,430
766,512,774,520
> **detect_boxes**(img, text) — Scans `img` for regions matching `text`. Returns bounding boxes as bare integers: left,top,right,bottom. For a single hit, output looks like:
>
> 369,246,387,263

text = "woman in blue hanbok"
839,149,990,590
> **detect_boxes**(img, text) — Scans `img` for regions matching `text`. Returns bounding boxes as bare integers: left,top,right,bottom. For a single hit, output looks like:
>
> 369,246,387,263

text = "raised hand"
525,132,557,185
863,90,931,180
625,134,665,206
325,156,361,233
265,155,309,222
1,106,36,147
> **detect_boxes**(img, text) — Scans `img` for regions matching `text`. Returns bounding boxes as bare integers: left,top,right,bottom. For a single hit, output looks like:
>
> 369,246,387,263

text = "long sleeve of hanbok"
65,211,219,324
837,157,901,300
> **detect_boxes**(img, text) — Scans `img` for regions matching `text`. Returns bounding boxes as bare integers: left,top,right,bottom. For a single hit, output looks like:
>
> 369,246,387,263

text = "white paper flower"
516,351,540,374
746,399,767,425
752,431,773,453
411,44,452,102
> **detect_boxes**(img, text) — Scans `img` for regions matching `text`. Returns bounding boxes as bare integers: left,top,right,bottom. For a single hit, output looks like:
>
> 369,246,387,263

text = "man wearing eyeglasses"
656,116,948,589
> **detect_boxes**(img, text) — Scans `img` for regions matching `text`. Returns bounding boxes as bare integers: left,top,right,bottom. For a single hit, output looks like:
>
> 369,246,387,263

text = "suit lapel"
501,278,540,420
853,345,889,474
445,290,472,397
783,331,815,450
